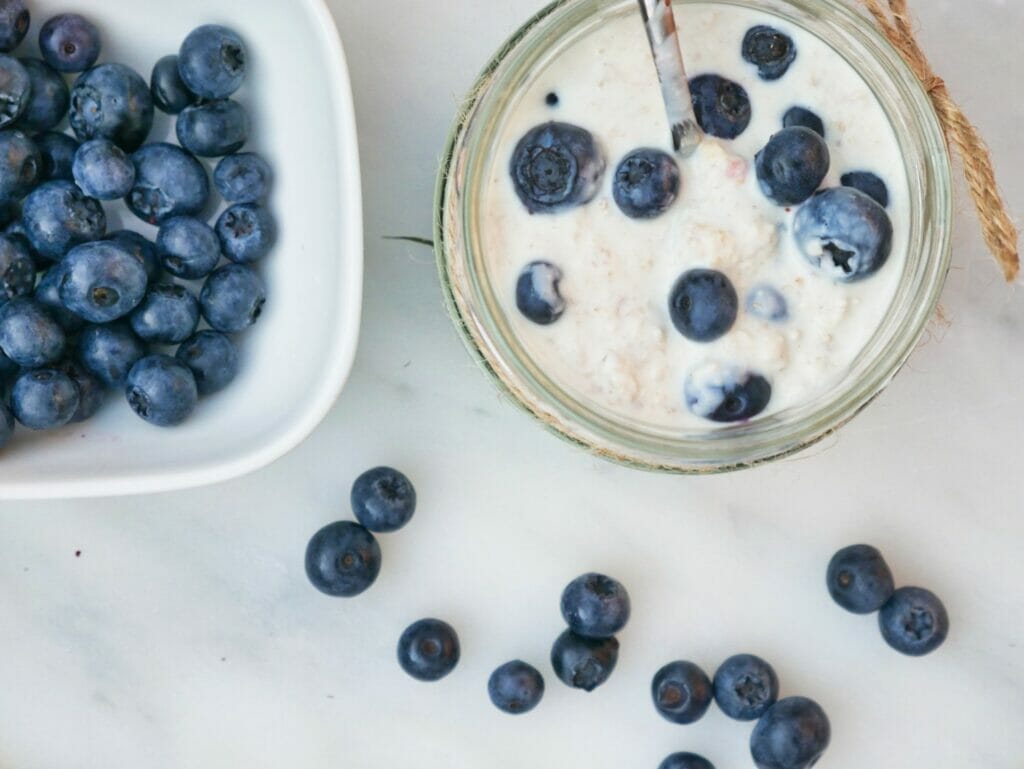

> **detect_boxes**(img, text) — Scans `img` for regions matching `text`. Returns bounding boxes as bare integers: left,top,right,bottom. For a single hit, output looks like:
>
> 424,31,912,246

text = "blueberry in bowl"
0,0,29,53
17,58,70,133
782,106,825,139
126,143,210,225
125,354,198,427
11,368,80,430
214,152,272,203
176,331,238,396
841,171,889,208
742,25,797,81
0,297,65,368
69,63,155,153
510,121,604,214
73,139,137,201
755,127,830,207
794,187,893,282
0,54,30,128
150,55,198,115
684,363,772,423
176,99,250,158
157,216,222,280
0,129,41,203
689,74,750,139
59,240,148,323
77,321,146,388
178,24,247,100
216,203,276,264
129,283,200,345
612,148,680,219
21,179,106,261
39,13,101,73
199,264,266,334
669,269,738,343
516,260,565,326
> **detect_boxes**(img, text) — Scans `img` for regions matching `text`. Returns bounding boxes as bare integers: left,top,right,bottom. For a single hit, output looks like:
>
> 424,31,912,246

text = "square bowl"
0,0,362,498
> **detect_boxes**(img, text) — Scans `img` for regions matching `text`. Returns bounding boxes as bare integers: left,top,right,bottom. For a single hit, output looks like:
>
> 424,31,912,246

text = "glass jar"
435,0,952,473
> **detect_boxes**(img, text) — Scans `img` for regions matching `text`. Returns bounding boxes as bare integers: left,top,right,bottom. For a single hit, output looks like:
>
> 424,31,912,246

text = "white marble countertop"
1,1,1022,767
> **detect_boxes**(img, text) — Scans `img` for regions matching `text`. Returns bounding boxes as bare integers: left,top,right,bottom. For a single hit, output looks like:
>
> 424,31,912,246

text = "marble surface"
1,1,1022,767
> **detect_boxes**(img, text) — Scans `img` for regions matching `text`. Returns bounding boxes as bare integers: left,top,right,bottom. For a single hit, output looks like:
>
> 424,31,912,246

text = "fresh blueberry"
750,697,830,769
351,466,417,534
0,345,15,376
0,400,12,447
214,152,272,203
0,129,41,202
175,330,237,395
59,241,148,323
129,283,199,344
0,0,29,53
305,520,383,598
106,230,159,281
545,92,559,107
178,25,247,100
684,363,772,423
34,263,84,331
746,285,788,323
72,139,136,200
713,654,779,721
689,74,750,140
560,573,631,639
0,298,65,367
17,59,70,133
77,321,145,387
3,218,45,271
755,127,830,206
150,55,197,115
125,353,198,427
176,99,249,157
70,63,154,152
127,143,210,225
34,131,79,181
659,754,716,769
0,55,29,129
11,368,79,429
550,630,619,692
199,264,265,333
879,586,949,656
156,216,221,279
612,148,680,219
216,203,275,263
742,26,797,81
22,180,106,260
0,232,34,304
398,619,461,682
39,14,101,73
840,171,889,208
794,187,893,282
652,661,713,724
510,122,605,214
488,660,545,715
516,260,565,325
55,358,104,422
669,268,738,342
782,106,825,139
826,544,895,615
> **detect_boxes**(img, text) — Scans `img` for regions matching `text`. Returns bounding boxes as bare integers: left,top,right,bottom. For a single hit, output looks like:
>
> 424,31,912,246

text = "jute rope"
858,0,1020,282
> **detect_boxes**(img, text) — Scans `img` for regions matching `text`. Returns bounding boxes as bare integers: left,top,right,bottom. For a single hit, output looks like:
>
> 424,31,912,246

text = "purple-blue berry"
70,63,154,152
156,216,221,280
129,283,199,344
175,330,237,395
560,572,631,639
127,142,210,225
150,55,197,115
21,179,106,260
214,152,271,203
39,14,101,73
58,240,148,323
73,139,137,200
0,298,65,367
125,353,198,427
17,58,70,133
176,99,249,157
11,367,79,430
351,466,417,533
77,321,145,387
305,521,382,597
178,25,247,100
488,661,545,715
216,203,275,263
199,264,265,333
397,619,461,681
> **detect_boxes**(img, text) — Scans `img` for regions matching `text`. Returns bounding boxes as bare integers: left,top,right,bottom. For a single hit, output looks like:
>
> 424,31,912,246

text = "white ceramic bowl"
0,0,362,499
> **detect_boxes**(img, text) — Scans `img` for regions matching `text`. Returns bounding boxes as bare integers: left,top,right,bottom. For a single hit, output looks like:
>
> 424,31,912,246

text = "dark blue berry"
510,122,604,214
39,14,101,73
73,139,137,200
684,364,772,423
77,321,145,387
742,26,797,81
612,148,680,219
550,629,619,692
794,187,893,282
55,358,104,423
755,127,829,206
782,106,824,139
0,129,41,203
488,660,545,714
840,171,889,208
560,573,631,639
652,661,713,724
0,298,65,367
826,544,895,614
746,285,788,323
150,55,197,115
713,654,779,721
545,92,559,107
351,466,417,533
70,63,154,152
0,55,30,129
0,1,29,53
750,697,830,769
199,264,265,333
127,142,210,225
669,269,738,342
0,233,34,304
689,74,750,139
157,216,221,280
175,330,237,395
214,152,272,203
879,586,949,656
305,520,382,598
59,240,148,323
176,99,249,157
216,203,275,263
34,263,84,331
125,353,198,427
17,59,70,133
178,25,247,100
106,230,160,281
22,179,106,260
34,131,79,182
398,619,460,681
129,283,199,344
659,754,715,769
516,260,565,325
11,367,79,429
0,400,12,448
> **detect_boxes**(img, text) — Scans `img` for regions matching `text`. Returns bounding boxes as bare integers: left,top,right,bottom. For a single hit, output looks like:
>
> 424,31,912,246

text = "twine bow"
857,0,1019,282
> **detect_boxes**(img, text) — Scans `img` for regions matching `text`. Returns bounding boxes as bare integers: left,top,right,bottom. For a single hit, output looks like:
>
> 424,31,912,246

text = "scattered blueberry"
794,187,893,282
755,127,830,206
612,148,680,219
70,63,155,152
22,179,106,260
351,466,417,533
560,573,631,639
77,321,145,387
59,241,148,323
652,661,713,724
488,660,545,715
0,55,30,129
713,654,779,721
55,358,104,423
106,230,160,281
177,99,249,157
840,171,889,208
742,25,797,81
0,129,41,203
826,544,895,614
156,216,221,279
782,106,825,139
178,25,247,100
516,260,565,325
878,586,949,656
175,330,237,395
216,203,275,263
127,142,210,225
11,368,79,430
39,14,101,73
0,0,29,53
684,363,772,423
750,697,830,769
199,264,265,333
669,269,738,343
214,152,272,203
17,58,70,133
689,74,750,140
150,55,197,115
510,122,605,214
34,262,84,331
0,232,34,304
545,92,559,107
34,131,79,181
658,754,715,769
0,400,12,448
305,520,382,598
746,285,788,323
129,283,199,344
0,298,65,367
397,619,461,682
73,139,137,200
124,353,198,427
550,629,619,692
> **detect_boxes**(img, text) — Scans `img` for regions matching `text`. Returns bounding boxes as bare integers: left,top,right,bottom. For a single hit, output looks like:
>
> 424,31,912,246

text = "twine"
858,0,1020,282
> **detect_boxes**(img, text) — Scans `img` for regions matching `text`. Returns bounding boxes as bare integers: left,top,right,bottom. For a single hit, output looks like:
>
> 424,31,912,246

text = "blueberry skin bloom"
560,573,631,639
215,152,272,203
782,106,825,139
398,619,461,681
11,368,79,430
175,330,237,395
70,63,155,153
510,122,605,214
689,74,751,140
199,264,266,333
0,129,41,203
156,216,222,279
22,180,106,260
39,14,101,73
826,544,895,614
177,99,249,158
684,364,773,423
516,260,565,325
351,466,417,533
488,660,545,715
652,661,713,725
613,148,680,219
34,263,84,331
713,654,779,721
550,630,619,692
0,55,30,129
879,586,949,656
659,753,716,769
750,697,830,769
18,59,71,133
125,353,198,427
794,187,893,282
0,298,65,367
840,171,889,208
56,358,104,423
178,25,247,100
0,1,29,53
106,230,159,281
59,241,148,323
755,127,830,206
73,139,137,200
127,143,210,225
34,131,79,182
0,401,12,448
150,55,197,115
216,203,275,264
669,269,738,343
77,321,145,387
742,26,797,81
129,283,200,344
305,519,382,598
0,232,35,304
746,285,788,323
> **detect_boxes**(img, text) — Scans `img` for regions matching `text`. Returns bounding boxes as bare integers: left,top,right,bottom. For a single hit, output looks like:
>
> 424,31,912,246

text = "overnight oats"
438,0,952,471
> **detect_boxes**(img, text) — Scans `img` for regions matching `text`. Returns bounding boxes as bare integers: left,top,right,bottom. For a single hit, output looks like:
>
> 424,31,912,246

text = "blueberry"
3,218,45,271
175,330,237,395
22,180,106,260
750,697,830,769
826,544,895,614
840,171,889,208
214,152,272,203
684,363,772,423
0,400,12,447
70,63,154,152
55,358,104,422
11,368,79,429
39,14,101,73
612,148,680,219
129,283,199,344
125,353,198,427
713,654,779,721
150,55,197,115
216,203,275,264
0,129,41,202
59,241,148,323
178,25,247,100
176,99,249,158
545,92,559,107
488,660,545,715
782,106,824,139
0,345,14,377
652,661,713,724
0,0,29,53
17,59,71,133
742,26,797,81
305,520,382,598
156,216,221,279
746,285,788,323
34,131,79,181
0,298,65,367
560,573,631,639
397,619,461,681
689,74,750,140
879,586,949,656
659,753,716,769
755,127,829,206
34,263,84,331
669,269,738,342
106,230,159,281
73,139,136,200
0,55,30,129
127,143,209,225
77,321,145,387
510,122,605,214
0,233,34,304
516,260,565,325
794,187,893,282
550,630,619,692
199,264,265,333
351,466,417,533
